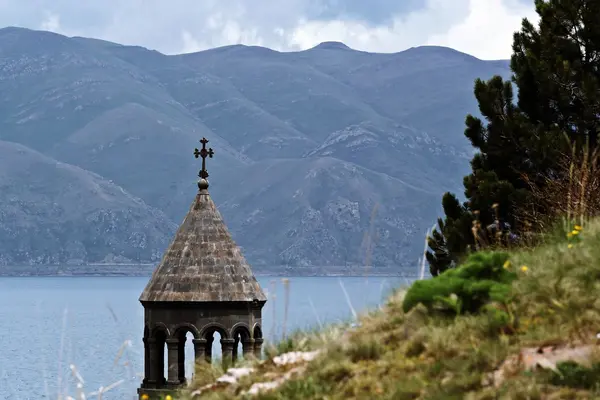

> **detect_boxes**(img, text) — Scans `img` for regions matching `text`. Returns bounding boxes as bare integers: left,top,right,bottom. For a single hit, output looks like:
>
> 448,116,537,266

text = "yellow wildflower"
165,395,173,400
503,260,511,269
567,231,573,238
141,395,149,400
520,265,528,272
568,243,573,249
571,230,579,236
574,225,583,231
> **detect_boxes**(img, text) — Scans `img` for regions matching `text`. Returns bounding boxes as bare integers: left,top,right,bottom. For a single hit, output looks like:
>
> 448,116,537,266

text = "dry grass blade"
112,340,132,368
338,279,357,321
69,364,85,385
308,297,323,329
420,223,436,279
282,278,290,340
520,137,600,234
106,303,135,380
58,307,68,400
270,279,277,341
88,379,125,399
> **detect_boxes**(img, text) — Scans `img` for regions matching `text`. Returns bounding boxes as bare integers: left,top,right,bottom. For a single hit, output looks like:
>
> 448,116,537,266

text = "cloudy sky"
0,0,539,60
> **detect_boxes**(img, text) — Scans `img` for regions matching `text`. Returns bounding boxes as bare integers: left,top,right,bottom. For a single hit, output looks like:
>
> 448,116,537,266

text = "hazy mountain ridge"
0,27,511,271
0,140,176,265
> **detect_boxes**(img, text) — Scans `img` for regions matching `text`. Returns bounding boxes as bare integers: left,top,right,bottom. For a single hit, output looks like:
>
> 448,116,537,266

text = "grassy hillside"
184,218,600,399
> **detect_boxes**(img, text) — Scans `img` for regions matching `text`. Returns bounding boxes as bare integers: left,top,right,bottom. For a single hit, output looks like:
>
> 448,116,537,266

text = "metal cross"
193,137,214,179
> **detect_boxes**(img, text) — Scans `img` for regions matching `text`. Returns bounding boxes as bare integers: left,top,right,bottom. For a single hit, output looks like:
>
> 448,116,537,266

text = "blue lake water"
0,275,410,400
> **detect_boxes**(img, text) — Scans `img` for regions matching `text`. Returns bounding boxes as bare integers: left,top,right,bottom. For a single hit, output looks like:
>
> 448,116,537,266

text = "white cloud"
428,0,539,59
181,30,203,54
285,0,539,59
40,12,61,33
3,0,539,60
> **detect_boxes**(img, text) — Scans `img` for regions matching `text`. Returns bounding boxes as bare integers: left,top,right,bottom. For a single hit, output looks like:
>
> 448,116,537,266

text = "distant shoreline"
0,263,417,278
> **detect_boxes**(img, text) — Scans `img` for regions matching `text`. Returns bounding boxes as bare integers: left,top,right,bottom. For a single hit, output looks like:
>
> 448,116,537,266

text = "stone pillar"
143,337,157,386
242,338,255,359
253,338,264,359
205,337,214,364
232,338,239,364
220,338,235,368
193,338,207,365
165,338,180,386
144,337,158,387
177,336,186,384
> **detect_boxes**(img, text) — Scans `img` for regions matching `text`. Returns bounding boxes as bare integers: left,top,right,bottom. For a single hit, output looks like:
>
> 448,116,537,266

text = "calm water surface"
0,276,409,399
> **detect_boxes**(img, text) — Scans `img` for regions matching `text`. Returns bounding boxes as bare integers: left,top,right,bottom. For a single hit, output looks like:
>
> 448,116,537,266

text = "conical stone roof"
139,182,267,303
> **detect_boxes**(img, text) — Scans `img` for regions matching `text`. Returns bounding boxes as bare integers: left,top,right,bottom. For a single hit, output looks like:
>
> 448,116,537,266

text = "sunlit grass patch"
176,217,600,399
185,218,600,399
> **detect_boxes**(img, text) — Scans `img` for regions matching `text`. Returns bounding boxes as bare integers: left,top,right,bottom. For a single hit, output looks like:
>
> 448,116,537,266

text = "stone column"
205,337,214,364
143,337,157,386
192,338,207,364
220,338,235,368
242,338,255,359
177,336,186,384
232,338,239,364
253,338,264,359
144,337,162,387
165,338,180,386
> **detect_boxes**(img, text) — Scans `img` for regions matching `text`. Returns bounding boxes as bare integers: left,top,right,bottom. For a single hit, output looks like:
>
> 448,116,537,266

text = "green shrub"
403,251,517,315
546,361,600,390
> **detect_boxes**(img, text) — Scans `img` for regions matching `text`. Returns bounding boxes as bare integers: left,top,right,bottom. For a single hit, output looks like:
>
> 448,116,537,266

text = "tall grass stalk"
338,279,358,322
35,300,52,399
270,279,277,341
58,307,68,400
308,297,323,329
282,278,290,340
106,304,135,380
520,136,600,237
419,223,436,280
87,378,125,399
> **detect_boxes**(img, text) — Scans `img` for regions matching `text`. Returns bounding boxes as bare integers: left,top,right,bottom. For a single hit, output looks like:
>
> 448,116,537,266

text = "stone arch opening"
231,325,251,363
201,324,229,365
184,332,195,382
253,325,263,339
173,325,200,384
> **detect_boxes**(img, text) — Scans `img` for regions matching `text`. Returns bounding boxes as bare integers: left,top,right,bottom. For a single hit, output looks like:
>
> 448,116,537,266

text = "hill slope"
0,140,176,265
185,221,600,398
0,27,512,270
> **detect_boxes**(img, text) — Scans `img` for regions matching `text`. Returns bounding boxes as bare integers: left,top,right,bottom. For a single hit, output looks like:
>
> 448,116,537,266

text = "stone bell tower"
138,137,267,399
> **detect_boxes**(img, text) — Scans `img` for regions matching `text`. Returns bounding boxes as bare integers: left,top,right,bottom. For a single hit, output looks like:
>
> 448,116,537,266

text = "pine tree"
426,0,600,275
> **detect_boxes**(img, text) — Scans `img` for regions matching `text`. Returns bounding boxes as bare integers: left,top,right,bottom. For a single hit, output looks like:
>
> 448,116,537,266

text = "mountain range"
0,27,511,274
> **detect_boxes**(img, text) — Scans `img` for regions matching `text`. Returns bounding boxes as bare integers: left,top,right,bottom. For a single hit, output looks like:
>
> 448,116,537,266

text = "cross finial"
193,137,214,190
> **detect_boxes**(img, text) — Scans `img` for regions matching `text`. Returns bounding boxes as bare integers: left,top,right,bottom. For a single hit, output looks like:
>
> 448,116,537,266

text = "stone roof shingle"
139,187,267,303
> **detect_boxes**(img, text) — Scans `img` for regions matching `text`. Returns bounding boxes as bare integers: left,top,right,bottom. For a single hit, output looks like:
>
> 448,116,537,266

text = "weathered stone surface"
138,179,266,399
140,187,266,303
